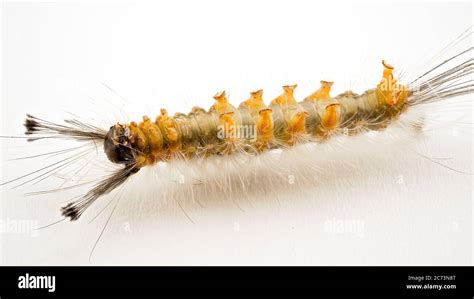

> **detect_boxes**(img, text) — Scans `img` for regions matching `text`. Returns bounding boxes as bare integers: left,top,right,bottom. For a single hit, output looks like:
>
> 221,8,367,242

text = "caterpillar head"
104,123,136,164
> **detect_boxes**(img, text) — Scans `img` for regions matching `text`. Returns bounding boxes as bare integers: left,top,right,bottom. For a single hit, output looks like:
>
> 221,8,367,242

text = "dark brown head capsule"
104,124,136,164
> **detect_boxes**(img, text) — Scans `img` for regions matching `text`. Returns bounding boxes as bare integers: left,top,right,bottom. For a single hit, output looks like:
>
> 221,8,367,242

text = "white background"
1,0,473,265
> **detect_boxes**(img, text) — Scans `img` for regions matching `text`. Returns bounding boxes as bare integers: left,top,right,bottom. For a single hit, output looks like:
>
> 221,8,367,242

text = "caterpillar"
4,48,470,224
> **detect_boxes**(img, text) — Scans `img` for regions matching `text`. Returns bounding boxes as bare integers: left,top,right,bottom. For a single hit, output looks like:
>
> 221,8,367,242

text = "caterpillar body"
6,49,474,223
102,61,407,167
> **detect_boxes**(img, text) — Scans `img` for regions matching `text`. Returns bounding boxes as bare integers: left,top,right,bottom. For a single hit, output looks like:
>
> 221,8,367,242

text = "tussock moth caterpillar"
3,50,472,221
